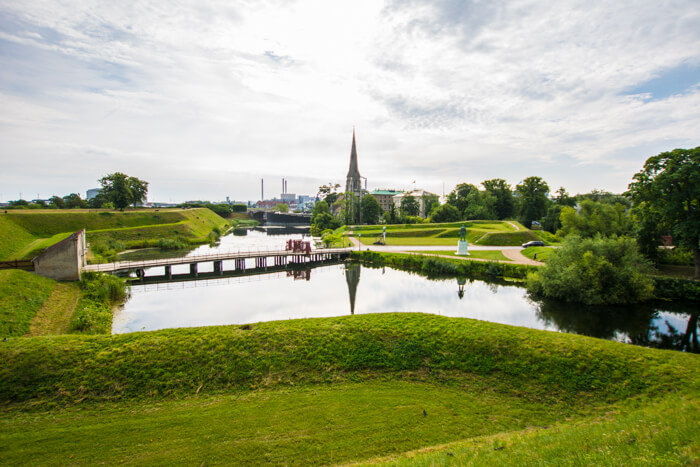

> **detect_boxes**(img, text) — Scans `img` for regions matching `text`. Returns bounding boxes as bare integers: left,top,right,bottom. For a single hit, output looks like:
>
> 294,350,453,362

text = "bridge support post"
190,263,198,276
164,265,172,279
235,259,245,271
136,268,145,282
214,260,223,275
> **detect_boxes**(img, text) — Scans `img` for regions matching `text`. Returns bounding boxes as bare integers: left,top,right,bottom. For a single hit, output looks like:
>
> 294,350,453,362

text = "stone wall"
33,229,86,281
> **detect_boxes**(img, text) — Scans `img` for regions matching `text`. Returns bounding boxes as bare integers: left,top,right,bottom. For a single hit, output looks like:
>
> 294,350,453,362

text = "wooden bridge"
84,247,353,281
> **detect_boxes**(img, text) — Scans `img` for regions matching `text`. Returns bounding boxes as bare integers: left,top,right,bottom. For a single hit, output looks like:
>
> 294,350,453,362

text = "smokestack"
282,178,285,194
261,178,264,201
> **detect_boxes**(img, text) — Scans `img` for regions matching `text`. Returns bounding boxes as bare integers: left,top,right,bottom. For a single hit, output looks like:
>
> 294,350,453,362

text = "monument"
457,224,469,256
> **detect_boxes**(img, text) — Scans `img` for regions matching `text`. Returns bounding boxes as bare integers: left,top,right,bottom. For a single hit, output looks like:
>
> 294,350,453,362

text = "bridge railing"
86,246,353,272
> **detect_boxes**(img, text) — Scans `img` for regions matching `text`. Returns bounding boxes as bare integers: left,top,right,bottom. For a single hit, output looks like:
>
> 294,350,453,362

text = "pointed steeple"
347,128,360,179
346,128,362,197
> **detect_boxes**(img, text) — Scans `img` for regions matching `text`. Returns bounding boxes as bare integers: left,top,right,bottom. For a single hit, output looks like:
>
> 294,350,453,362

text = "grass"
362,394,699,466
0,208,228,261
352,221,541,247
0,270,56,337
26,283,81,336
521,246,555,262
0,313,698,464
407,250,511,261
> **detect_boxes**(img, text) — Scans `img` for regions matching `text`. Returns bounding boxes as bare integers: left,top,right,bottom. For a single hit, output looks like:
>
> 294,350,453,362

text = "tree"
553,187,576,207
317,183,341,206
311,212,341,236
429,203,460,223
63,193,87,209
483,178,514,219
527,235,654,305
360,194,382,225
383,203,399,224
558,200,630,238
400,194,419,217
340,192,359,225
275,203,290,213
128,176,149,207
48,195,65,209
422,193,439,218
463,190,497,220
627,147,700,278
446,183,479,216
99,173,133,210
516,176,550,228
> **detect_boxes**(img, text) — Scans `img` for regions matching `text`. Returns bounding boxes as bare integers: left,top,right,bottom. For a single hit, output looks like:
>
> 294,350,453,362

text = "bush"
231,204,247,213
657,248,694,266
157,238,189,251
71,272,129,334
527,236,654,305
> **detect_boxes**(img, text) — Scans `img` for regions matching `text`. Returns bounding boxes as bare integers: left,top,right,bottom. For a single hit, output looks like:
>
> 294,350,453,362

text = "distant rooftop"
371,189,403,195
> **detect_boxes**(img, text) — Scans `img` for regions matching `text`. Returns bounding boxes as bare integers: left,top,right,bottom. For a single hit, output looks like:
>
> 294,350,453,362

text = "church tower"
345,129,363,200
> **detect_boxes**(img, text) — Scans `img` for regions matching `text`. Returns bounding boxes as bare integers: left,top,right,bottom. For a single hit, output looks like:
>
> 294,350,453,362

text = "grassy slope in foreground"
0,270,56,337
0,313,698,465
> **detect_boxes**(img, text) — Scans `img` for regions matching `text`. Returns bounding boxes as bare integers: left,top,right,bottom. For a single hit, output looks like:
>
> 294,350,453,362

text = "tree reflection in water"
533,297,699,353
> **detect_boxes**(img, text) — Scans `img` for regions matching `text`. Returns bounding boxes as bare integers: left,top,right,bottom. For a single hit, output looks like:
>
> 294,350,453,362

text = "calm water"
113,262,698,353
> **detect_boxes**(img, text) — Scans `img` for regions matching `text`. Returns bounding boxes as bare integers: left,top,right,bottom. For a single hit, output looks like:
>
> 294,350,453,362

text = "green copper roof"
371,190,403,195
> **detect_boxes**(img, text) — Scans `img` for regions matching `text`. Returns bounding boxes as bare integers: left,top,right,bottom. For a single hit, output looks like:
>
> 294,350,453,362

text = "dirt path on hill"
27,283,81,336
506,221,520,231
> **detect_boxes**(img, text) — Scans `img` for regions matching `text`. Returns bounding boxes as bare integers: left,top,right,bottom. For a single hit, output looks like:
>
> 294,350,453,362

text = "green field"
521,246,555,262
0,208,228,261
407,250,511,261
352,221,544,246
0,313,698,464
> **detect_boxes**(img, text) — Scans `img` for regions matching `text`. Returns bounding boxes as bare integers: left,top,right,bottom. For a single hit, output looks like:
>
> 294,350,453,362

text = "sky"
1,0,699,203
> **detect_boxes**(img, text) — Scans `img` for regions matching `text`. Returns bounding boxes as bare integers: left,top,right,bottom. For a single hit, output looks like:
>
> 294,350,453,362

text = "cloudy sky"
1,0,699,203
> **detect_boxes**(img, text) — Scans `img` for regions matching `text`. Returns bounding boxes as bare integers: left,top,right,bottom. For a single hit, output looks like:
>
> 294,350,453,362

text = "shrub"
71,273,129,334
157,238,189,251
231,204,247,213
527,236,654,305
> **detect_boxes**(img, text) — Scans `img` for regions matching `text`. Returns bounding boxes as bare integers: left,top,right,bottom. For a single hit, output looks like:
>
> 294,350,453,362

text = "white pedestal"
457,240,469,256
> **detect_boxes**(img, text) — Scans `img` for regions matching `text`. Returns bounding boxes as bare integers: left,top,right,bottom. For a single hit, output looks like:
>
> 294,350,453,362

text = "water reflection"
113,263,698,353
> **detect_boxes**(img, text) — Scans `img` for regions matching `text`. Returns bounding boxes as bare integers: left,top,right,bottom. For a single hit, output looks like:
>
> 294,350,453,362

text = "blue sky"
0,0,699,203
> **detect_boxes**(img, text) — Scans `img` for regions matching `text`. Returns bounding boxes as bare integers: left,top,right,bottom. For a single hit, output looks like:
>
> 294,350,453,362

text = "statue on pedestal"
457,224,469,256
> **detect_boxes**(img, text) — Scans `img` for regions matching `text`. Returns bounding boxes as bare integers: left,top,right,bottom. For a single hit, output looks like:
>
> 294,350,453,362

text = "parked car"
522,240,545,248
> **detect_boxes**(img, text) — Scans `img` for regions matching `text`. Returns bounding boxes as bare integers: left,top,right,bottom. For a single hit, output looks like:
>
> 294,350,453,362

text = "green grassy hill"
0,270,56,337
0,208,228,261
353,220,543,246
0,313,697,464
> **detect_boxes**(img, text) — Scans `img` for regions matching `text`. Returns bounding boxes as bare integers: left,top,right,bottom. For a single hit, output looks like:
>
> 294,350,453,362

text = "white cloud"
0,0,699,201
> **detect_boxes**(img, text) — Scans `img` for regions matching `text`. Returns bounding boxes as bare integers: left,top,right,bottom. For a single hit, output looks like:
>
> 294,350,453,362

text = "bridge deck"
84,247,353,273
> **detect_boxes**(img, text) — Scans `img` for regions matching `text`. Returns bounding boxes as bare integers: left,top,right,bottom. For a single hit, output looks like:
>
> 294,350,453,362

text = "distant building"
370,189,403,213
281,193,296,203
86,188,101,199
392,189,438,218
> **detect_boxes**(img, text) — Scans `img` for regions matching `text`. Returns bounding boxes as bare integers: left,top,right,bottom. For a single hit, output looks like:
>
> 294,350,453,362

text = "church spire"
347,128,360,179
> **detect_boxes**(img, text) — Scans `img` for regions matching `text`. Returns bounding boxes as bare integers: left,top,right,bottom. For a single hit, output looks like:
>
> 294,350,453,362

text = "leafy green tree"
578,189,630,207
87,193,106,209
429,203,460,223
400,194,419,217
63,193,87,209
542,204,563,233
48,195,65,209
275,203,289,213
482,178,514,219
99,173,132,210
446,183,479,215
311,212,341,236
558,200,630,238
627,147,700,278
553,187,576,207
317,183,341,206
99,172,148,210
340,192,359,225
8,199,29,208
464,190,496,220
311,200,330,224
422,193,439,218
516,176,550,228
383,203,399,224
527,235,654,305
360,194,382,225
128,176,149,208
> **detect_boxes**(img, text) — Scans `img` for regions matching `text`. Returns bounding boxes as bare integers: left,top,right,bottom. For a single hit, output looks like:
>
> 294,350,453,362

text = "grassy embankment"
0,270,129,338
351,221,545,246
521,246,555,262
0,313,698,465
0,208,229,262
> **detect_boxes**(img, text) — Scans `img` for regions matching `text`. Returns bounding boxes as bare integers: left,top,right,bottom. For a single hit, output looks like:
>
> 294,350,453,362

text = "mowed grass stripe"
27,283,81,336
